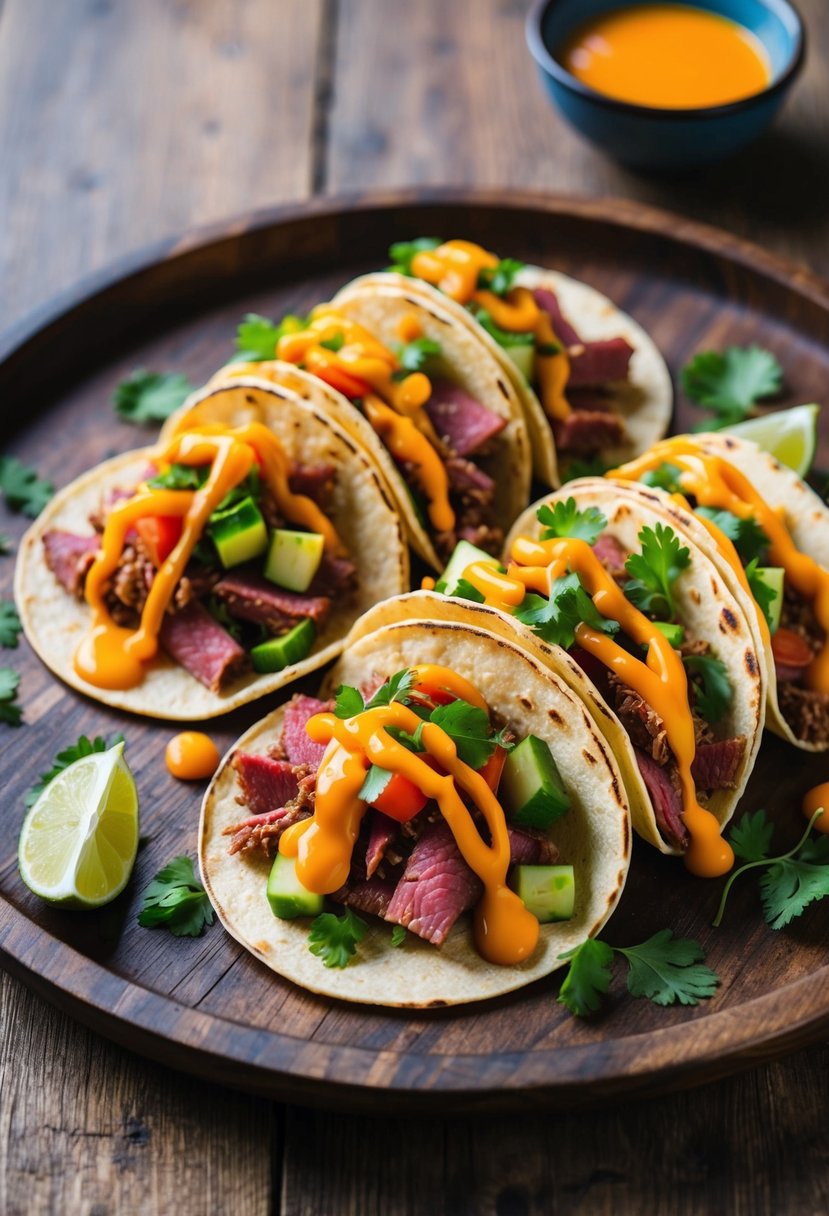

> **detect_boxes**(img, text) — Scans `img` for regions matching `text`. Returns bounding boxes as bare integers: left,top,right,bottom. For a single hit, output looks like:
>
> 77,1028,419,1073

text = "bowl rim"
525,0,806,121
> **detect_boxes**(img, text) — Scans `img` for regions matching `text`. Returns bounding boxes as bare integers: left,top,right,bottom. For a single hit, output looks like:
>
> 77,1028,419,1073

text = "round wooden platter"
1,191,828,1114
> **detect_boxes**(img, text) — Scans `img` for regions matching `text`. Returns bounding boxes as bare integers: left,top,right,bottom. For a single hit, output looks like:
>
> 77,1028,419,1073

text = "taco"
338,237,673,484
610,431,829,752
199,617,631,1006
206,283,532,570
15,381,408,719
400,478,765,869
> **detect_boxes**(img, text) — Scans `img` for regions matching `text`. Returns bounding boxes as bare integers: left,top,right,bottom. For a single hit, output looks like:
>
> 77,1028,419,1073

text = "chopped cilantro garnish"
714,808,829,930
452,577,485,604
558,930,719,1017
537,498,607,545
624,523,691,620
387,237,442,276
233,312,307,362
0,601,22,649
639,463,683,494
744,557,779,631
516,571,620,649
114,370,195,424
390,924,407,947
308,908,368,968
0,667,22,726
694,506,768,564
137,856,214,937
426,700,510,769
397,337,441,373
358,764,393,803
147,463,208,492
683,653,732,724
334,683,366,719
0,457,53,517
477,257,524,297
682,345,783,429
25,732,125,808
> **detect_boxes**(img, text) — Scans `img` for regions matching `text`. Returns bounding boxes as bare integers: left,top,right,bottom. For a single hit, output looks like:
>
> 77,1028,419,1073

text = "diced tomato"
410,677,456,707
478,745,506,793
771,627,813,671
370,772,428,823
135,516,183,567
312,363,372,401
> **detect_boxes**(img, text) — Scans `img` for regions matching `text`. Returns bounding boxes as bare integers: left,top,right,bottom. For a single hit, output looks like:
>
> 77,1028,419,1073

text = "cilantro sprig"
0,457,53,517
233,312,307,362
694,507,768,565
397,337,441,373
682,345,783,429
0,667,22,726
558,930,720,1017
309,908,368,968
114,370,195,424
25,732,125,808
744,558,779,631
477,257,524,297
0,601,22,649
137,856,214,937
624,523,691,620
536,499,607,545
683,653,732,724
713,808,829,930
516,571,620,649
387,237,442,276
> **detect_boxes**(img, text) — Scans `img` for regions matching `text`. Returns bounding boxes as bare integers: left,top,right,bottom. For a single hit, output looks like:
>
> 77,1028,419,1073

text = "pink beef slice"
281,695,330,766
384,820,483,946
158,601,248,692
288,463,336,507
365,811,400,878
341,876,398,920
591,533,629,580
42,530,100,596
691,738,746,790
567,338,634,387
507,826,560,866
213,569,331,633
232,753,301,815
634,748,689,851
553,410,625,456
424,380,507,457
532,288,582,347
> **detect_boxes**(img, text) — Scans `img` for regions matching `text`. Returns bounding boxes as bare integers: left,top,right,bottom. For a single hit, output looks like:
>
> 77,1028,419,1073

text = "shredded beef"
108,541,155,617
233,753,309,815
223,771,316,856
507,826,560,866
691,738,746,790
777,684,829,748
609,676,671,766
779,587,825,654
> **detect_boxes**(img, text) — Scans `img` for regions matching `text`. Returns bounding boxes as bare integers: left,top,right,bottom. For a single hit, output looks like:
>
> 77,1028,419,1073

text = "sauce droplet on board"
803,782,829,835
166,732,220,781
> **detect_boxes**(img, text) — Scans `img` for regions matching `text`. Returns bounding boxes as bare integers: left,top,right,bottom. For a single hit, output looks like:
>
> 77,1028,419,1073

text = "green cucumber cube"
501,734,570,829
251,619,316,673
267,852,324,919
753,566,784,633
265,529,325,592
504,342,535,382
512,865,575,923
208,496,268,569
652,621,685,647
438,539,501,597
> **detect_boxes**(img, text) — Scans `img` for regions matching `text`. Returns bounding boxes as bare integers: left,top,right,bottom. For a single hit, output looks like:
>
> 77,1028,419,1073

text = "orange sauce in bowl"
560,4,771,110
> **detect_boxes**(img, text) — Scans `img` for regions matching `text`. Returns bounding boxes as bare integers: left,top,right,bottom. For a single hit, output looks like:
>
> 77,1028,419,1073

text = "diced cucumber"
251,619,316,673
652,621,685,647
503,342,535,383
265,529,325,592
267,852,324,919
438,539,502,597
752,566,784,633
511,865,575,923
208,496,268,568
500,735,570,829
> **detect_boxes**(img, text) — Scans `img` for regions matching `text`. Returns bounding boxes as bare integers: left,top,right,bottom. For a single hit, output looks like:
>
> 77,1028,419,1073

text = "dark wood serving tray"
1,192,828,1113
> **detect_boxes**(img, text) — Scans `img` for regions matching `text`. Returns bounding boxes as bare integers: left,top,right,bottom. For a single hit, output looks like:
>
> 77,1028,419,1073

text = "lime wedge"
723,404,820,477
18,742,139,907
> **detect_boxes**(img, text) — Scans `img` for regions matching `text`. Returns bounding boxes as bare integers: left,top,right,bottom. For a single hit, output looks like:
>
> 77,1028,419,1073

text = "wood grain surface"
2,2,829,1214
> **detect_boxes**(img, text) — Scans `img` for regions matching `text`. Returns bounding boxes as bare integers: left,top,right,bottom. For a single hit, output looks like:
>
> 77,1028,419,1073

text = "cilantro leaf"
0,535,12,555
0,667,22,726
473,309,535,349
625,523,691,620
0,457,53,517
319,332,345,353
390,924,407,947
25,732,125,808
640,463,683,494
387,237,442,276
366,668,416,710
358,764,393,803
334,684,366,719
147,463,207,491
517,572,619,649
477,257,524,297
728,808,774,863
694,507,768,564
557,939,614,1016
0,600,21,649
452,577,485,604
537,498,607,545
682,346,783,429
617,930,719,1006
233,312,307,361
114,370,194,424
427,700,501,769
744,558,779,632
137,855,214,937
397,337,441,373
760,835,829,930
308,908,368,968
683,653,732,724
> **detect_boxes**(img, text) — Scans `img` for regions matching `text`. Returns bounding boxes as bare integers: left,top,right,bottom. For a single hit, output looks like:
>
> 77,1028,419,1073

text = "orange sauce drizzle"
463,536,734,877
611,440,829,693
74,423,343,691
410,240,572,420
165,732,220,780
396,312,423,343
803,782,829,835
279,696,539,965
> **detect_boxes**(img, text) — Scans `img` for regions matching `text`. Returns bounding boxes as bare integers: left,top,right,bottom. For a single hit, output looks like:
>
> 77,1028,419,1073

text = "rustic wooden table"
1,1,828,1212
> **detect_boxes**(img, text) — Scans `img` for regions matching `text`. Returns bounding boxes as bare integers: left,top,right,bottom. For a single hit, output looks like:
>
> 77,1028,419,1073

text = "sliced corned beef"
365,812,399,879
591,533,629,580
223,802,312,856
384,820,482,946
281,694,330,767
532,287,582,347
213,568,331,633
508,826,560,866
691,737,746,790
425,380,506,457
159,601,248,692
445,455,496,496
42,530,100,597
553,410,625,456
635,749,688,850
288,463,335,508
340,876,398,920
232,753,301,816
611,678,670,766
777,684,829,748
568,338,634,387
307,553,357,597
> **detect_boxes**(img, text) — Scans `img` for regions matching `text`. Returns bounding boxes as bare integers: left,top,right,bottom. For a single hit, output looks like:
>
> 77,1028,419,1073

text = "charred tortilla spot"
519,695,532,710
548,708,563,725
720,606,738,633
689,587,701,606
582,749,597,765
745,649,757,677
497,379,510,399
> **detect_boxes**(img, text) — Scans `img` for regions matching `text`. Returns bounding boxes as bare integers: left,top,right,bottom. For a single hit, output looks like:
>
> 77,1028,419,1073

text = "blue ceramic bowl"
526,0,805,170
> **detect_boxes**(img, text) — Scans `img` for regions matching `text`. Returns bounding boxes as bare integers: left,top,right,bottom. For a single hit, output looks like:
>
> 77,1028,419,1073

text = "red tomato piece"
135,516,183,567
478,745,506,792
370,772,428,823
312,364,372,401
771,627,813,671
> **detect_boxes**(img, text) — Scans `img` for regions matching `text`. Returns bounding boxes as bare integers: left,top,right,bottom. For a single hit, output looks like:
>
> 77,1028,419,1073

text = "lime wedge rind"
723,403,820,477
